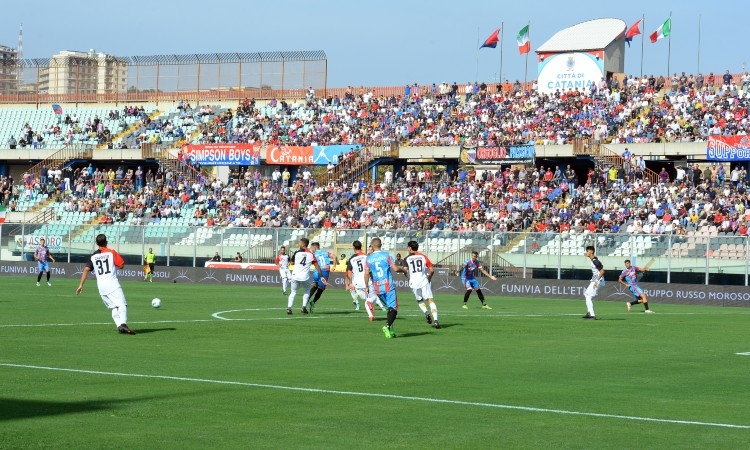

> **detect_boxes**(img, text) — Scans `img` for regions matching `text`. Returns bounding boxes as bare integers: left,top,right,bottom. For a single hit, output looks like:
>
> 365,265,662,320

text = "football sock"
375,299,386,311
429,301,438,321
119,305,128,326
309,285,319,300
350,290,359,304
287,288,297,309
463,291,471,303
282,278,288,292
643,302,650,310
418,301,428,314
37,273,43,282
630,300,639,305
585,295,595,316
112,306,127,326
365,301,375,318
476,289,486,303
313,288,324,303
386,308,398,328
46,272,51,281
302,292,310,307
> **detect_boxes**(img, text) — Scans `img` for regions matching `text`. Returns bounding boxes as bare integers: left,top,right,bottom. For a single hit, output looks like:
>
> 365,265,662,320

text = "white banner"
16,235,63,250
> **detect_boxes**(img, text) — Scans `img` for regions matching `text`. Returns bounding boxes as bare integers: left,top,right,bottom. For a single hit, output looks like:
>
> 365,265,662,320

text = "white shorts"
353,286,377,303
412,284,433,301
585,281,601,297
279,268,291,280
291,279,311,295
100,288,127,310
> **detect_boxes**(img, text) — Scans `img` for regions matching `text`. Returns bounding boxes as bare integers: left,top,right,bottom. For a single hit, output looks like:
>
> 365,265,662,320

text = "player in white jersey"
276,246,291,295
287,237,325,315
75,233,135,335
583,245,605,320
346,240,385,320
403,240,440,329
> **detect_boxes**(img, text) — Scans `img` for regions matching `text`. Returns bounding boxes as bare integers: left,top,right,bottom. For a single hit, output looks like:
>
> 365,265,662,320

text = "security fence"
1,224,748,286
0,51,327,104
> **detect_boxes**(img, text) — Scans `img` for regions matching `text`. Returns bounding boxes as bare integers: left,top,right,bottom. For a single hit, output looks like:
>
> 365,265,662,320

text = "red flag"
624,19,642,47
480,28,501,49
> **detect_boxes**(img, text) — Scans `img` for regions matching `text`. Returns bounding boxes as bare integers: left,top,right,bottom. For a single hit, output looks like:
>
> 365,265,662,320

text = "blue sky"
1,0,746,88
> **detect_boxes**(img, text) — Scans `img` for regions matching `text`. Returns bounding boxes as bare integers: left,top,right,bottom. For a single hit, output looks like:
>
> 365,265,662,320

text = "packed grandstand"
2,69,750,278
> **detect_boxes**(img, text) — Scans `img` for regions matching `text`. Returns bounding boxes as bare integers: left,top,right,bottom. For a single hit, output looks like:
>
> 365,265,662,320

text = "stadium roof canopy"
537,18,626,53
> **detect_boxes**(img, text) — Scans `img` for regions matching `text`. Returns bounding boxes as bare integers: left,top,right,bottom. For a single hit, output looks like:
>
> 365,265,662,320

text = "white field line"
0,363,748,430
1,309,748,329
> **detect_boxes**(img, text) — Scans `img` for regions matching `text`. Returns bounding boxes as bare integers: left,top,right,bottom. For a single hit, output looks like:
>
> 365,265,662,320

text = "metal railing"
1,225,748,285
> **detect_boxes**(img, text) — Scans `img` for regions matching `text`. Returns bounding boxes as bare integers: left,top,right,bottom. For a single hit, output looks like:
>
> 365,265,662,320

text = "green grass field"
2,277,750,449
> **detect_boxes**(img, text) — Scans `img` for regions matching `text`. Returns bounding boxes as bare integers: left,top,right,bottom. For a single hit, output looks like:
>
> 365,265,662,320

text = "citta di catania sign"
537,52,604,94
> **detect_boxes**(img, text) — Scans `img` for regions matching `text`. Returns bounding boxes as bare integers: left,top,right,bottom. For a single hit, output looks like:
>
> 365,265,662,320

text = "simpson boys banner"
182,144,261,166
460,145,535,165
707,136,750,161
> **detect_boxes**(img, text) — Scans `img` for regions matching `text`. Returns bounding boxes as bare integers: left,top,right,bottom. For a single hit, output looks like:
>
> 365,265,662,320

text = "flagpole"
476,26,480,81
500,22,504,85
697,14,701,73
667,11,672,77
524,21,530,84
640,14,645,77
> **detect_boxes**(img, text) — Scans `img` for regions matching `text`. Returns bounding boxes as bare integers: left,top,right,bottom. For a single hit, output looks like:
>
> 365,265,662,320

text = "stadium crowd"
179,70,750,148
4,70,750,240
7,150,750,245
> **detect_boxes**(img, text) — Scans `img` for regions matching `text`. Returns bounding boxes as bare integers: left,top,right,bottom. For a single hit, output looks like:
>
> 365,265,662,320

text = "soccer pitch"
2,278,749,449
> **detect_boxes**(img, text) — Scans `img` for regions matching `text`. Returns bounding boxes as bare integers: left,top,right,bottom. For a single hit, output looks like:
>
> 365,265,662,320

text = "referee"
144,247,156,282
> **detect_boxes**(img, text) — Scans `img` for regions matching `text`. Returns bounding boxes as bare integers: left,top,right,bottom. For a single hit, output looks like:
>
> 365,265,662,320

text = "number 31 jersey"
404,252,432,289
86,248,125,295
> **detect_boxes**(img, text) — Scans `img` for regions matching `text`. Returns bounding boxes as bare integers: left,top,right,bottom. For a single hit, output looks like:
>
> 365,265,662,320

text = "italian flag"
517,24,530,54
0,205,5,224
649,18,671,43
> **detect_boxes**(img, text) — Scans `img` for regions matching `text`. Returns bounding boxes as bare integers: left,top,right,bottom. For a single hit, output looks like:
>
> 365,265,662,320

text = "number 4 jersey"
291,249,317,281
404,252,432,289
86,248,125,295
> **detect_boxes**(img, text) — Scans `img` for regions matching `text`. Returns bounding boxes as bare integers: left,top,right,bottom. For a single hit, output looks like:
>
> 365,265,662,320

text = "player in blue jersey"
308,242,338,312
34,238,56,287
364,238,406,339
619,259,654,313
456,251,496,309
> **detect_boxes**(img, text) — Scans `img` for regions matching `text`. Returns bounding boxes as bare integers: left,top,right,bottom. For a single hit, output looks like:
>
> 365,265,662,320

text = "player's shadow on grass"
316,311,358,315
0,395,168,421
397,331,433,338
133,327,177,334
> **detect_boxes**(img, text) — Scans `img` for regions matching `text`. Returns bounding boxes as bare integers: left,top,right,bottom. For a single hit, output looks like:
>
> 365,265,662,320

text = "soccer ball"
151,298,162,308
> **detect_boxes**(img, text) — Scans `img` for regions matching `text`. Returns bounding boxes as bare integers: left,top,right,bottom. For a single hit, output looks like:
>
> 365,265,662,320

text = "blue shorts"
462,278,480,290
629,285,644,300
313,270,330,289
38,262,50,272
376,290,398,310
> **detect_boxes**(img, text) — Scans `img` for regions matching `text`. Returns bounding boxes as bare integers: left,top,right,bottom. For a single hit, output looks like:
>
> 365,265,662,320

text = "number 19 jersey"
86,248,124,295
404,252,432,289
